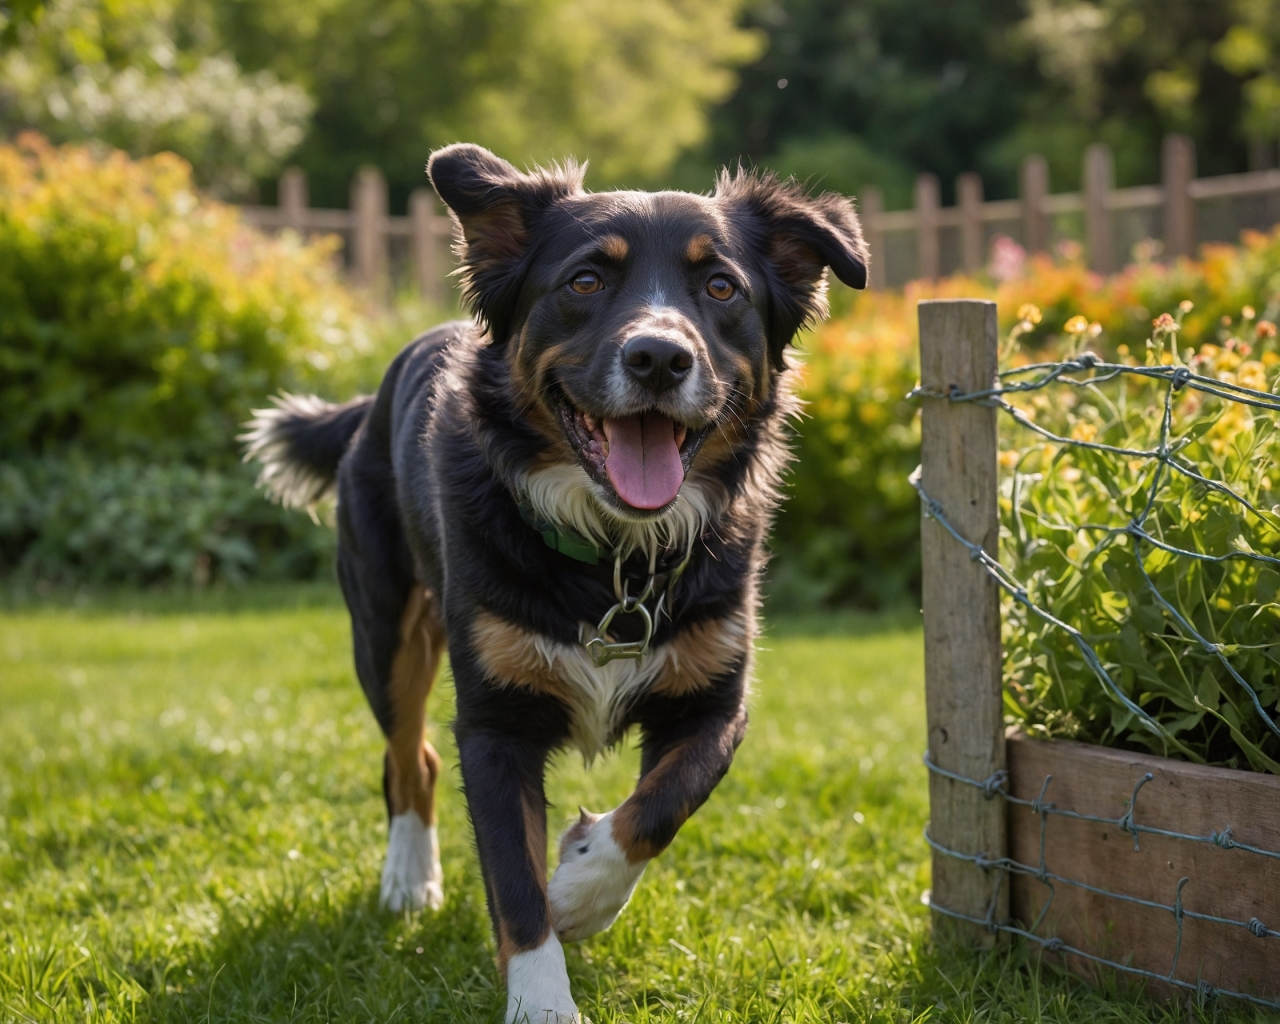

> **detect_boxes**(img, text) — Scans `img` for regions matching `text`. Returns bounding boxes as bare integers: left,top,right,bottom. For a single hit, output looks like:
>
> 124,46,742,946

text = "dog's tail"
240,393,375,508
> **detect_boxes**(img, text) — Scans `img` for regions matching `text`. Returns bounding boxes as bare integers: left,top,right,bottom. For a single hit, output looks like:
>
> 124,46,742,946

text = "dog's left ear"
428,143,585,343
716,170,870,370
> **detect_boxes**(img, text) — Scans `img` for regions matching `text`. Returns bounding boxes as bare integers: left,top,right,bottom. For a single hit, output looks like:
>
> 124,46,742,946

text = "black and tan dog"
244,143,867,1022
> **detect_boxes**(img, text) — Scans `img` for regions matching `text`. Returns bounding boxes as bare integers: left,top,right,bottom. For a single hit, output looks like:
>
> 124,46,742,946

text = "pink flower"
988,235,1027,282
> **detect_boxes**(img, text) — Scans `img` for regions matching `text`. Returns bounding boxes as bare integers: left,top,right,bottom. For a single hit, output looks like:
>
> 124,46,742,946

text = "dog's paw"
506,934,580,1023
380,812,443,912
548,808,647,942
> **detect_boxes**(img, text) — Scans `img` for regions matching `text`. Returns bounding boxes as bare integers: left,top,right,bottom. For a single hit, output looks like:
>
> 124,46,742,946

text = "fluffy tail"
240,393,375,508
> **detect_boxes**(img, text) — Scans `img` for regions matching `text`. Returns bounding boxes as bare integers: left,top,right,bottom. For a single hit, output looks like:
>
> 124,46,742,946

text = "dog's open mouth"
557,393,709,512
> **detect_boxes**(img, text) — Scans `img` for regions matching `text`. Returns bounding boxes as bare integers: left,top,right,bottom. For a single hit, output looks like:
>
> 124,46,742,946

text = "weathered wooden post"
957,173,984,275
351,166,388,290
1162,133,1196,261
1019,154,1049,254
279,167,308,235
1083,143,1113,274
915,173,941,282
410,187,443,303
861,185,885,291
919,298,1006,946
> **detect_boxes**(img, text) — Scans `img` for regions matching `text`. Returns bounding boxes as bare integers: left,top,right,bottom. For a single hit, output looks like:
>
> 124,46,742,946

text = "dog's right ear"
427,143,584,343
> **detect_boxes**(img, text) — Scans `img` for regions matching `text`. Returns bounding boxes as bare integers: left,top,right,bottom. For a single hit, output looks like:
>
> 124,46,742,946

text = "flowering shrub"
781,223,1280,611
0,133,368,465
0,135,371,587
999,308,1280,772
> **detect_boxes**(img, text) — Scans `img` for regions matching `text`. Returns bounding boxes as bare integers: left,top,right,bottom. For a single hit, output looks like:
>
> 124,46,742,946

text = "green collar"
518,501,603,565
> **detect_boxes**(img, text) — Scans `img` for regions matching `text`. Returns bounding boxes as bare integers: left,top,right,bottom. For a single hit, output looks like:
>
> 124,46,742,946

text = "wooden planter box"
1006,732,1280,1000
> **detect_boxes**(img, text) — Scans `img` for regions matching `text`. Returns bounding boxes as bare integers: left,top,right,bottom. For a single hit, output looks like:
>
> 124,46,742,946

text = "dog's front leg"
549,702,748,941
456,728,578,1024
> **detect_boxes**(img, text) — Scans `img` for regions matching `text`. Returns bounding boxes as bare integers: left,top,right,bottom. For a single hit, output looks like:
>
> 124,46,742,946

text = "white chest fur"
546,630,669,762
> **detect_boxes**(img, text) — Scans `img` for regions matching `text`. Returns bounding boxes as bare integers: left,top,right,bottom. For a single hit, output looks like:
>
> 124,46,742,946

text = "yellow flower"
1017,303,1043,325
1238,359,1269,391
1179,299,1194,312
1069,421,1098,442
1064,314,1089,334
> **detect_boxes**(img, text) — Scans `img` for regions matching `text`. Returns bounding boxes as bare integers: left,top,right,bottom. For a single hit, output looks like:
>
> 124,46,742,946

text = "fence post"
1020,154,1049,254
1084,143,1113,274
916,173,941,282
279,167,308,235
351,166,388,290
861,185,885,290
1162,133,1196,261
919,298,1006,947
410,187,443,303
958,173,984,275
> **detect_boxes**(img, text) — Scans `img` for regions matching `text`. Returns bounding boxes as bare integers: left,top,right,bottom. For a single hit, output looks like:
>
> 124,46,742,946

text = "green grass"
0,590,1267,1022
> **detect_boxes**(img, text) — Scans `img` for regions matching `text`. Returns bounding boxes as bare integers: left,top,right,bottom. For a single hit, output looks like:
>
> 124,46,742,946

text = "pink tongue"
604,412,684,510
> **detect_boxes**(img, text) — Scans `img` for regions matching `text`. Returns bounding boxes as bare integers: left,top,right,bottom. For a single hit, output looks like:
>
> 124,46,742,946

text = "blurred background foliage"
11,0,1280,601
6,0,1280,205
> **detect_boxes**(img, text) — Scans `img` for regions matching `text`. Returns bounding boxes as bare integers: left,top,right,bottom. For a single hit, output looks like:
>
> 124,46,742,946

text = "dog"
243,143,867,1023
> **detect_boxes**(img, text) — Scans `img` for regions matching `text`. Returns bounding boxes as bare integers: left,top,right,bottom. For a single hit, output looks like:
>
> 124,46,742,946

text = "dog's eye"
570,272,603,294
706,276,735,301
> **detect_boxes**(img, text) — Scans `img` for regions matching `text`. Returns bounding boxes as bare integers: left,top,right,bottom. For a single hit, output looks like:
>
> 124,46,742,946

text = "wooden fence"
238,167,454,302
917,300,1280,1004
240,135,1280,299
866,134,1280,287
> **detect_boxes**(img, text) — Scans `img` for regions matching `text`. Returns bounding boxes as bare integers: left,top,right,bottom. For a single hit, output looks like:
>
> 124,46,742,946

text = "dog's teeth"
583,413,598,433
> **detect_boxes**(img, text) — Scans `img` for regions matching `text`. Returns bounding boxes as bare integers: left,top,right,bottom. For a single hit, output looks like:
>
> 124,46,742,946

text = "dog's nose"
622,336,694,393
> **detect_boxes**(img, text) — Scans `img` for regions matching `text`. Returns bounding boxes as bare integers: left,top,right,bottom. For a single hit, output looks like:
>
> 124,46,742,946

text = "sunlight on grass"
0,594,1264,1022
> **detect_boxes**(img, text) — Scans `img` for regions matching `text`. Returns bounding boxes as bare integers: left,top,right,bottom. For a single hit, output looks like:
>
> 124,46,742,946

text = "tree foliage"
0,0,311,195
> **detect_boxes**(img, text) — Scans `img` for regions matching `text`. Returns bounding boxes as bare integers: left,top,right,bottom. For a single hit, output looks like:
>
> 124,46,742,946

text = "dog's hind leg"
338,469,448,912
378,585,447,911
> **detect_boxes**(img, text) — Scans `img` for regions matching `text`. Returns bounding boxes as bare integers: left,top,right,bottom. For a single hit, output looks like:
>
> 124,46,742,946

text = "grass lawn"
0,588,1265,1023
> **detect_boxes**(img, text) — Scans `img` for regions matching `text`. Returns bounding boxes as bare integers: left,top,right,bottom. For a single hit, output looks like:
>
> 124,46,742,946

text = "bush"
772,291,921,610
999,310,1280,773
0,457,332,588
781,225,1280,611
0,132,368,466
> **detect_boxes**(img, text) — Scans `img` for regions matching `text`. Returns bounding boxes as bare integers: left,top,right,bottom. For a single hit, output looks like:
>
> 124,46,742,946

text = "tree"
699,0,1037,205
209,0,761,207
0,0,312,196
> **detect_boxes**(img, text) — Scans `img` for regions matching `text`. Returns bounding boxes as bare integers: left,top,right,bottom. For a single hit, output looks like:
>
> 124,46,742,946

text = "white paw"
379,812,443,912
506,933,579,1023
548,809,647,942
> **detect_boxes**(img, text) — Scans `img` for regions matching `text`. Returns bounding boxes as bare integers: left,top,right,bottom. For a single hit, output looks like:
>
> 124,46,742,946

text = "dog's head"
428,143,868,520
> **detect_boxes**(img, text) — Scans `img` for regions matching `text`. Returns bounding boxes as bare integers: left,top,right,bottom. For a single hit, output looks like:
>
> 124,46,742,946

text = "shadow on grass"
146,882,502,1024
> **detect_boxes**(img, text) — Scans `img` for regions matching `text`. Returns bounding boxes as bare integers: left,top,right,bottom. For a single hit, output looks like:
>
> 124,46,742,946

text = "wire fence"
910,351,1280,1010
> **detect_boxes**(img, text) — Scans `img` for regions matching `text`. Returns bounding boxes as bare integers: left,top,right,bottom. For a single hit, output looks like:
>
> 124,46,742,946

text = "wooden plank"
1007,733,1280,1000
1020,155,1049,254
958,173,984,274
279,167,308,234
1084,144,1113,274
1042,192,1084,215
861,185,885,291
1109,184,1163,210
915,173,941,282
1162,134,1196,259
978,199,1021,223
919,299,1005,946
350,166,388,288
1189,168,1280,200
410,188,442,303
